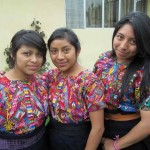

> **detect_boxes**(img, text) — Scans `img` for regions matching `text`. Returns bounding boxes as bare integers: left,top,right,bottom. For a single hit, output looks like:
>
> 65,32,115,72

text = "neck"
5,69,30,80
61,63,85,77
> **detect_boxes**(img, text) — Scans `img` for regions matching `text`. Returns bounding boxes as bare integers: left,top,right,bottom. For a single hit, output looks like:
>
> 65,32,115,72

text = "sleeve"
93,51,112,79
93,52,105,76
83,73,106,112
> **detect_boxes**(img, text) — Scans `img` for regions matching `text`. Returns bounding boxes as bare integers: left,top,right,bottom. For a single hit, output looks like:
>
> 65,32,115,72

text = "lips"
57,62,67,67
28,66,39,70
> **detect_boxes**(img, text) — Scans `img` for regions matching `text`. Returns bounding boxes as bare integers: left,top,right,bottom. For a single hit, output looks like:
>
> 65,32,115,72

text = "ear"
77,49,81,57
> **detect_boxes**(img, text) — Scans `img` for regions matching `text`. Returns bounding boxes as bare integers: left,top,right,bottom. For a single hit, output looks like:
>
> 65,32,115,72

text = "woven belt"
0,125,45,149
105,113,140,121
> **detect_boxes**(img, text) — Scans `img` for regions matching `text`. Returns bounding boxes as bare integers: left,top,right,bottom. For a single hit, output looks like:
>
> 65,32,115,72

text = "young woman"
0,30,49,150
94,11,150,150
47,28,105,150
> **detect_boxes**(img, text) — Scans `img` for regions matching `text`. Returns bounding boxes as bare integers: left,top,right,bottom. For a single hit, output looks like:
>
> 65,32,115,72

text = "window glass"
104,0,119,27
65,0,147,28
66,0,84,28
86,0,102,28
136,0,147,12
121,0,134,18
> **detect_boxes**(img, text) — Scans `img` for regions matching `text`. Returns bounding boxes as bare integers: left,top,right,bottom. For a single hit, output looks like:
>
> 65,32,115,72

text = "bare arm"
85,109,104,150
103,110,150,150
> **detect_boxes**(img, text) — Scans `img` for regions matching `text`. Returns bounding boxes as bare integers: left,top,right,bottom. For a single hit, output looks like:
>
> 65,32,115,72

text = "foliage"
38,62,50,74
30,19,46,38
4,19,50,73
3,47,10,66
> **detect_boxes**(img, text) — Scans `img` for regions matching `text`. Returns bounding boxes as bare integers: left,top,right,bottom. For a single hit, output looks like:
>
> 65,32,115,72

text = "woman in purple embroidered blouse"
94,12,150,150
0,30,49,149
47,28,105,150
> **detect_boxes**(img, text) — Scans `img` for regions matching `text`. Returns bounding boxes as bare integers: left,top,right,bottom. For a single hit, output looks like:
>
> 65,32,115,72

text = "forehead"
116,24,135,37
17,45,39,52
51,39,72,47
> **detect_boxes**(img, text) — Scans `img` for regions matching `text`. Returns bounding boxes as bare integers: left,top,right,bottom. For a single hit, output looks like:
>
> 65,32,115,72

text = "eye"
50,49,57,54
37,52,43,57
63,48,70,54
116,34,123,40
130,39,136,45
23,52,31,56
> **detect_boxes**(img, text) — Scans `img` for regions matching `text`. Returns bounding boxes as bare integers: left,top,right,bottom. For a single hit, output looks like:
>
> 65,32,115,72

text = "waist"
49,117,91,136
0,124,45,149
105,113,140,121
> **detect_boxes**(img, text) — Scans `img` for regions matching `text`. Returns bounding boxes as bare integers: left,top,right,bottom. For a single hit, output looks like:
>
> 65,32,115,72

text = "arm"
103,110,150,150
85,109,104,150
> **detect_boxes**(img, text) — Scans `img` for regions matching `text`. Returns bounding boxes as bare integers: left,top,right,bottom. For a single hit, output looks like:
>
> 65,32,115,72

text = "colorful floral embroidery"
94,51,149,112
0,73,49,134
47,69,105,124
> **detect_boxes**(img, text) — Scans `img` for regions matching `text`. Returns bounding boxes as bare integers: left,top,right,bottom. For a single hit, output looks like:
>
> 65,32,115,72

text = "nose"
30,55,38,62
57,51,64,59
120,40,128,49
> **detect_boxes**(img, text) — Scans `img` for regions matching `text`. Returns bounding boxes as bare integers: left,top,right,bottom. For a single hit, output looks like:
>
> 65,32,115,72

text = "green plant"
30,19,46,38
4,19,50,73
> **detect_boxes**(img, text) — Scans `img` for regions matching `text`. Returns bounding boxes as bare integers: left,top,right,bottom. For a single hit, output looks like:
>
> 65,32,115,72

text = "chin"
27,71,38,76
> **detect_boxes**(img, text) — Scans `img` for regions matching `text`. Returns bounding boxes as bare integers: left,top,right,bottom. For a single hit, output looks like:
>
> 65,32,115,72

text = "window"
65,0,147,28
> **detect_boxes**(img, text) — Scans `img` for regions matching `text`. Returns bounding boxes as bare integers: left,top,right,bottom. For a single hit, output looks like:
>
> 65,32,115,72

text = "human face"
113,23,137,63
14,45,43,79
49,39,79,76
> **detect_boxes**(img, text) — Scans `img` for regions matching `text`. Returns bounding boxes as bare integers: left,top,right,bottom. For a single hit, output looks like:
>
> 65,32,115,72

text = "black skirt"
0,124,49,150
98,118,150,150
48,117,91,150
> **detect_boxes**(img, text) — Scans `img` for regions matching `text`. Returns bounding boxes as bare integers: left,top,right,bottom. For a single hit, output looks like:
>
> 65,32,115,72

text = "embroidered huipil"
94,51,150,112
0,73,49,134
47,69,105,124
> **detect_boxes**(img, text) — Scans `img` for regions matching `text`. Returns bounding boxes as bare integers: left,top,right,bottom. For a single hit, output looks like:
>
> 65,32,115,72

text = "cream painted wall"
0,0,65,70
74,29,113,70
0,0,149,71
0,0,113,71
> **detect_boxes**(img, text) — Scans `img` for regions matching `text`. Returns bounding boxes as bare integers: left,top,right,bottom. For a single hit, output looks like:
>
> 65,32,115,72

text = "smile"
28,66,39,70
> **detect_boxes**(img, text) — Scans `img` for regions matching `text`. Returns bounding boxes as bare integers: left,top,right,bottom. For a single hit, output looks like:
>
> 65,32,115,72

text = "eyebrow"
117,33,135,39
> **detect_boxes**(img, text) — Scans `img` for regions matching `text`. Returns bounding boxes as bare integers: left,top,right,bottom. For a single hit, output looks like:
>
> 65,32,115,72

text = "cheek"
131,47,137,55
39,57,44,63
50,55,56,62
113,39,119,49
15,57,24,65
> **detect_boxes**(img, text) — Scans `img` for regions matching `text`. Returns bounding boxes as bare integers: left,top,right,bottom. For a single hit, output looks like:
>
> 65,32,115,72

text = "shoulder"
98,50,113,59
0,73,10,91
33,73,48,84
47,69,60,79
77,69,100,85
93,50,114,75
95,50,113,64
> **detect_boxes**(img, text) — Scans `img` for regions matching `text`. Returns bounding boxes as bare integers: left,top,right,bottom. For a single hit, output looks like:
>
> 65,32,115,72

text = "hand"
102,138,114,150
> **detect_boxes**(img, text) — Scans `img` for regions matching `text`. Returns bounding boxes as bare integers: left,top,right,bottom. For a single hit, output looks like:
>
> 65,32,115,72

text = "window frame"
66,0,147,28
